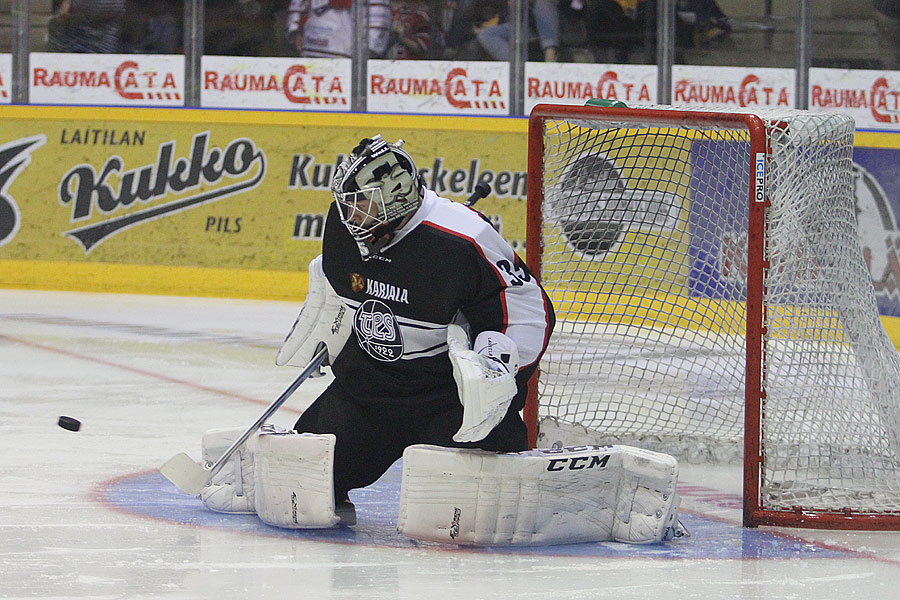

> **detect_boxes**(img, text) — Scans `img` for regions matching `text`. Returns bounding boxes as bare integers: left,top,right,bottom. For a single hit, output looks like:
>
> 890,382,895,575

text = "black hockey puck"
57,416,81,432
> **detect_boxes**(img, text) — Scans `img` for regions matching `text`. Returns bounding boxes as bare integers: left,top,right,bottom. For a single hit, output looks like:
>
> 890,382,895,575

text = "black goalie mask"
331,135,424,260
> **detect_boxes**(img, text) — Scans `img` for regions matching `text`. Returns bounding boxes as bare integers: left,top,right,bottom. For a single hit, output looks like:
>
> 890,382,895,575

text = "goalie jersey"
322,189,555,406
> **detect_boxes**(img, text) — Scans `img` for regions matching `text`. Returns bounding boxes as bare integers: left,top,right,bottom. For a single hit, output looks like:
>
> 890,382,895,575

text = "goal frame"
525,102,900,531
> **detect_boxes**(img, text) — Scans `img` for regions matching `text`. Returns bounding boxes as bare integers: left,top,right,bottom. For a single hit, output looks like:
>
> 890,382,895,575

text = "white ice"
2,289,900,600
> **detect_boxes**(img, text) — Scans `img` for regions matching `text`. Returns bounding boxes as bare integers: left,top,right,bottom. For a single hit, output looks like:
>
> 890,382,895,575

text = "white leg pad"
398,444,681,546
611,447,683,544
200,427,256,514
249,431,339,529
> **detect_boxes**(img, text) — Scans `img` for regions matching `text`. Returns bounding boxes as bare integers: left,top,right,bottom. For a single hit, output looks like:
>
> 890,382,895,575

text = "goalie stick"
159,346,328,495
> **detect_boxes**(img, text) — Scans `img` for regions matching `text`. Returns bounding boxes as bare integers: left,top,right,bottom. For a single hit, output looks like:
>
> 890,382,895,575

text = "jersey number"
497,259,531,287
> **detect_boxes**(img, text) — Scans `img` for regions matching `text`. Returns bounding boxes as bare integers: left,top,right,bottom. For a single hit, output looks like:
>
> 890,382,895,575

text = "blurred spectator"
676,0,731,47
385,0,432,59
119,0,181,53
559,0,640,62
442,0,503,59
205,0,271,56
371,0,393,56
48,0,126,53
633,0,729,60
285,0,392,58
875,0,900,70
476,0,560,62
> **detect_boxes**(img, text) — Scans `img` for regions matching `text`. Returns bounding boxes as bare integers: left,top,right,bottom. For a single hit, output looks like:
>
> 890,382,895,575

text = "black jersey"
322,189,554,404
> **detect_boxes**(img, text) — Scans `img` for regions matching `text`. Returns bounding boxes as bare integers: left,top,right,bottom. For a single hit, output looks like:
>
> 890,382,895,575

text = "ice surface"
2,289,900,599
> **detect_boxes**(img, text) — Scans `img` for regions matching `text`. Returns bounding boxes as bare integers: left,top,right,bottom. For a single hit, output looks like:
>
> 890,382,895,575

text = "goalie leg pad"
200,427,256,514
397,444,680,546
249,431,340,529
611,446,682,544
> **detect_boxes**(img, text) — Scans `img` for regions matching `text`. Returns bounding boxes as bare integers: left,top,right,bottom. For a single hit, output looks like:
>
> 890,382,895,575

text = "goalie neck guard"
332,135,424,260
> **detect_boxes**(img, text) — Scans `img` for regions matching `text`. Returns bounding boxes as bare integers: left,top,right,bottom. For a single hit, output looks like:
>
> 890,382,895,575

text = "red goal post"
525,102,900,530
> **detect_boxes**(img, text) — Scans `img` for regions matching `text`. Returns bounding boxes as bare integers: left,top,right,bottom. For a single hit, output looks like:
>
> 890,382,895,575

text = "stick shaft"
465,183,491,207
203,346,328,480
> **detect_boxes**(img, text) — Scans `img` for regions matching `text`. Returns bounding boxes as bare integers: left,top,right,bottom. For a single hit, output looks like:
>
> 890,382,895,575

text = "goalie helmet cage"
524,103,900,530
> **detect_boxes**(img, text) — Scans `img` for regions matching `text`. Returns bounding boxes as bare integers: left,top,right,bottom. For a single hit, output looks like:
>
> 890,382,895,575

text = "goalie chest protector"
321,193,552,404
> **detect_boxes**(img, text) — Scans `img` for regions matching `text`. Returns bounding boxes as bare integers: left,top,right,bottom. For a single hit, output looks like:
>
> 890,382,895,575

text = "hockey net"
526,103,900,529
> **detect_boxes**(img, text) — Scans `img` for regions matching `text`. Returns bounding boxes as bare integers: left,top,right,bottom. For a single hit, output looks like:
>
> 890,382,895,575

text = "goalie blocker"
398,444,684,545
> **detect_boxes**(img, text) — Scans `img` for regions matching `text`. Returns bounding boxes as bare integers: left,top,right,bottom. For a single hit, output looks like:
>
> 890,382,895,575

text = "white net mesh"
534,104,900,516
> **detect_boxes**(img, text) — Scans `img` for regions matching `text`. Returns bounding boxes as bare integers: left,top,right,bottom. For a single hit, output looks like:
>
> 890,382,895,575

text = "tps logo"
59,132,266,252
354,299,403,362
0,135,46,247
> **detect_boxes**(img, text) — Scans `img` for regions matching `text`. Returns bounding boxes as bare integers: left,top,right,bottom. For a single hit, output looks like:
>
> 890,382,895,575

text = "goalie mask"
332,135,424,260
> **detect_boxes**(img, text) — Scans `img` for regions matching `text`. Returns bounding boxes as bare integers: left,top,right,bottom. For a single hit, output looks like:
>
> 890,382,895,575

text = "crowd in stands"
44,0,738,64
875,0,900,70
48,0,181,53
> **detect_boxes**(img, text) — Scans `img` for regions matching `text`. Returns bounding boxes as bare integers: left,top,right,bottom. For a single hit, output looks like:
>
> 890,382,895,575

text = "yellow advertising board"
4,105,900,349
0,106,528,300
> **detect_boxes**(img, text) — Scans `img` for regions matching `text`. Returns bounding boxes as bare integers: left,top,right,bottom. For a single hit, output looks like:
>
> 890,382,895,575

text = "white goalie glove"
276,254,353,371
447,324,519,443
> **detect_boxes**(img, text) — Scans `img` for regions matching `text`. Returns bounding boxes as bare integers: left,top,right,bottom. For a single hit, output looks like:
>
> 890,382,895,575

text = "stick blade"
159,452,210,496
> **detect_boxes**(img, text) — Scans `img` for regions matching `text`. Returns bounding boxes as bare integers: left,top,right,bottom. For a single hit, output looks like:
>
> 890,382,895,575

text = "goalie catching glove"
276,254,352,372
447,324,519,443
